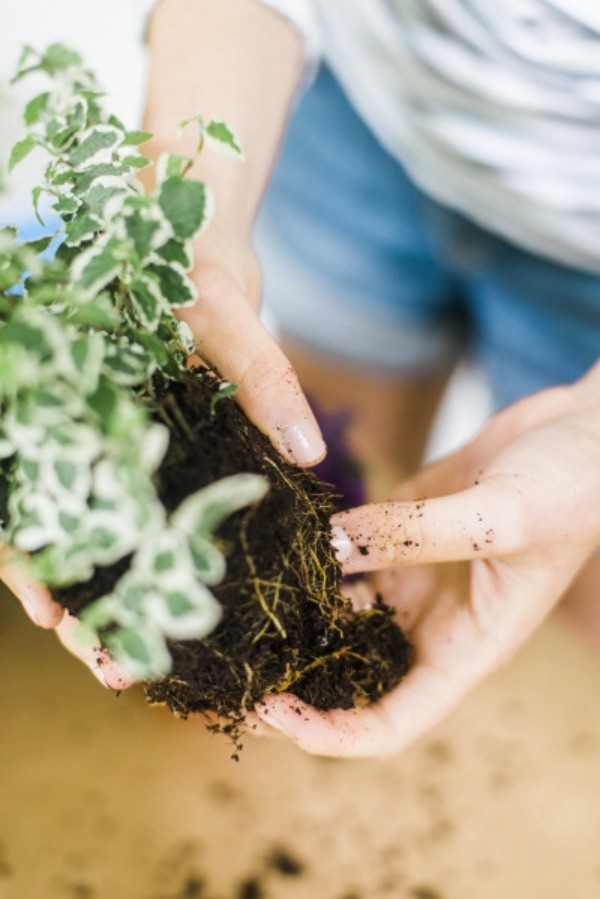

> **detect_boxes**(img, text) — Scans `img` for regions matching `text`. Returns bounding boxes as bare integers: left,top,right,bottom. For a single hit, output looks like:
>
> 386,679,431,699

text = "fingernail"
281,420,326,466
330,525,353,563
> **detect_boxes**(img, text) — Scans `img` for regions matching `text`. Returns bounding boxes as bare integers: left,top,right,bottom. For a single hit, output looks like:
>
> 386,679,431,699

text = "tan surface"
1,588,600,899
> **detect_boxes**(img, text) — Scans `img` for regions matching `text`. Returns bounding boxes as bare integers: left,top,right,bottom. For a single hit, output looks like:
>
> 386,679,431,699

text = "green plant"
0,43,267,679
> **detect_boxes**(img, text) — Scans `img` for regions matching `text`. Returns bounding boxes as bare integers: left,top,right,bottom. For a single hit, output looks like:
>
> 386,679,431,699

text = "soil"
55,369,414,731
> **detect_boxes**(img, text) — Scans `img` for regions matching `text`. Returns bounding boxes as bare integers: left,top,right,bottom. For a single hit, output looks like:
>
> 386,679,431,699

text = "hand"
144,0,325,467
253,363,600,757
0,553,133,689
177,220,326,466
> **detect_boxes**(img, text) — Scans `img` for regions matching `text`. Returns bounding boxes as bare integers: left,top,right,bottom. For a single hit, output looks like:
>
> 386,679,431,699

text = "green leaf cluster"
0,44,259,679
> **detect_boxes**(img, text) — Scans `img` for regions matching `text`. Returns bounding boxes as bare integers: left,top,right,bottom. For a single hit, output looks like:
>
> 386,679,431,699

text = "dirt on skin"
56,370,414,728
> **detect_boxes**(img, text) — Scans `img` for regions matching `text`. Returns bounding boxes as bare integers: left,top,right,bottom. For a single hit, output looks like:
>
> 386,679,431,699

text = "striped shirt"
260,0,600,272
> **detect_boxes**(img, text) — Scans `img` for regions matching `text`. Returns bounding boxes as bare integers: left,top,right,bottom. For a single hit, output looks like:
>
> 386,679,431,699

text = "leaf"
8,136,37,173
104,625,172,680
134,529,194,589
129,277,164,329
156,153,192,183
205,119,245,160
41,43,82,74
121,130,153,147
147,584,222,640
67,334,104,393
123,208,161,260
64,213,101,247
24,91,50,126
145,263,197,308
171,473,269,537
157,177,211,240
120,154,151,170
210,381,239,412
74,163,129,194
187,533,226,585
154,238,192,270
176,320,195,355
53,195,80,216
71,236,121,293
87,378,119,426
68,293,120,330
102,343,156,386
31,186,45,226
83,182,126,218
24,235,53,254
69,126,121,169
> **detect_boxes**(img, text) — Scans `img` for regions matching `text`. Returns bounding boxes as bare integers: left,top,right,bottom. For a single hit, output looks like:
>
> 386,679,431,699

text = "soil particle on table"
265,846,305,877
410,887,445,899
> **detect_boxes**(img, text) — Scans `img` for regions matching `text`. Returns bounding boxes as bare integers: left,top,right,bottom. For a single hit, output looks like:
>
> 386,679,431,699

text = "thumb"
330,483,524,573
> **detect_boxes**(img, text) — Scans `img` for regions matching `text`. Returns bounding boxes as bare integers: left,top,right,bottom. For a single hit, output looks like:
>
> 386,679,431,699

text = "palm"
255,374,600,756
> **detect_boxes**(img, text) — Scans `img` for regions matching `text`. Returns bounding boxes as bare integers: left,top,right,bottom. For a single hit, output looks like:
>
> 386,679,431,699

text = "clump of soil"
56,370,414,726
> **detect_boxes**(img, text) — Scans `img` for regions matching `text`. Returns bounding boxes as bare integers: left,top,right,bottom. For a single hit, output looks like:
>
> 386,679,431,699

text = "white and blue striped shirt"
261,0,600,271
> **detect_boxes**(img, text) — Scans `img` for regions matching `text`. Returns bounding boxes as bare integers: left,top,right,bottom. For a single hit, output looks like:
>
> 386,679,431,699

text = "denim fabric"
255,65,600,409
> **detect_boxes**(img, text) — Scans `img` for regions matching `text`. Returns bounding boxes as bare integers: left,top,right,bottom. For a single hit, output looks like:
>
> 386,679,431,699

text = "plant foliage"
0,43,266,678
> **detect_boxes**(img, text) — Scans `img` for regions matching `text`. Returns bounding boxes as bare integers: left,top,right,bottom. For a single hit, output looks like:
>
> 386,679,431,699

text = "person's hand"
143,0,326,468
0,552,133,689
176,219,326,467
253,362,600,757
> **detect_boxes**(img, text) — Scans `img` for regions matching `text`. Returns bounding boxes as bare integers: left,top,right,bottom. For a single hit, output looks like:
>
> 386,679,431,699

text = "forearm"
142,0,305,237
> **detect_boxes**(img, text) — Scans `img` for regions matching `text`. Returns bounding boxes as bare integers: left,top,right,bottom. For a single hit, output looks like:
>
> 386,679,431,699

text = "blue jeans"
255,65,600,409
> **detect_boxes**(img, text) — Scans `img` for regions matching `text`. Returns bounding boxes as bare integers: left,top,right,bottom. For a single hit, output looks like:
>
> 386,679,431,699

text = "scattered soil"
56,370,414,728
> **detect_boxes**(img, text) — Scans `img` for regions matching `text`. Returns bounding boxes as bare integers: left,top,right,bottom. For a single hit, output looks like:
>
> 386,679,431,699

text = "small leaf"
24,91,50,126
147,584,222,640
188,533,226,585
24,235,53,254
129,277,164,329
157,177,211,240
103,343,156,386
64,213,101,247
53,195,80,216
176,320,196,355
120,154,151,169
71,236,121,293
121,130,153,147
146,262,197,308
205,119,245,159
154,238,192,270
105,625,172,680
210,381,239,412
74,163,128,194
69,126,121,169
156,153,192,183
41,43,82,73
67,334,104,393
83,182,126,218
31,186,45,226
172,473,269,537
8,136,37,173
123,208,161,260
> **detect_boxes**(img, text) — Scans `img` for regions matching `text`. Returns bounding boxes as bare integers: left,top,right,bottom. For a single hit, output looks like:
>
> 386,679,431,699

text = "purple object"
310,397,367,512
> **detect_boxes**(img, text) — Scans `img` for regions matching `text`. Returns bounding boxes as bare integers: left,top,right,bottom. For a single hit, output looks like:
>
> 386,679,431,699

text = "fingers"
0,555,64,628
253,662,471,758
331,482,525,574
56,614,136,691
177,265,326,467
